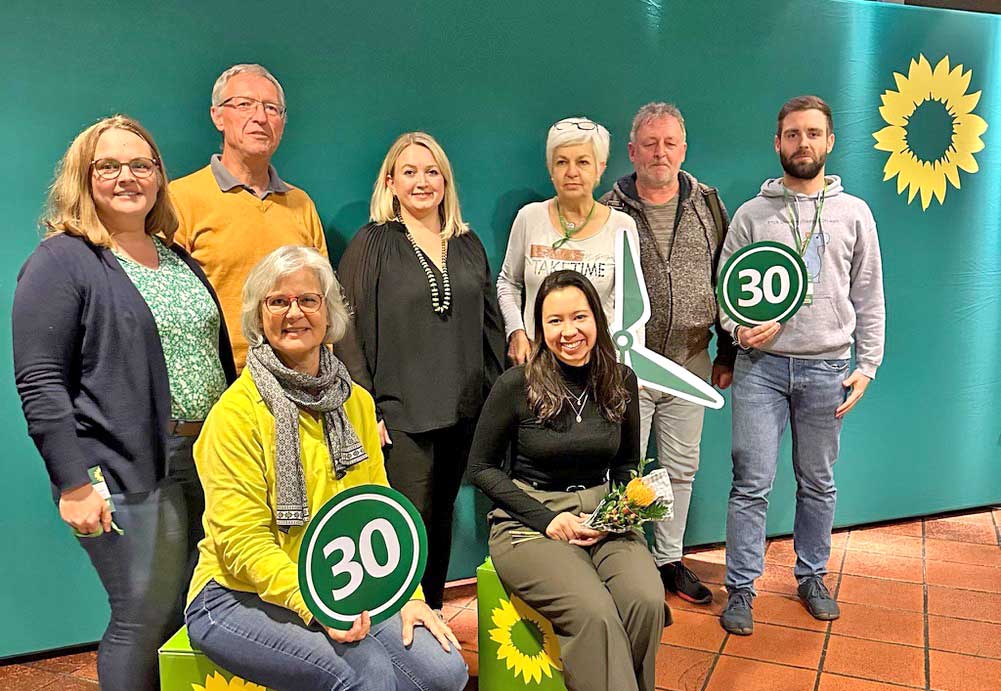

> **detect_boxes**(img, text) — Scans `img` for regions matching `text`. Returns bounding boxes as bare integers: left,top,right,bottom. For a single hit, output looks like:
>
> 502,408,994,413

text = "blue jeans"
76,433,203,691
186,581,468,691
725,350,848,595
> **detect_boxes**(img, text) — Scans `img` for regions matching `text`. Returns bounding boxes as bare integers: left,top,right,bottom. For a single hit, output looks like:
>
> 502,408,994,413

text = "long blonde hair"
369,131,468,239
41,114,178,247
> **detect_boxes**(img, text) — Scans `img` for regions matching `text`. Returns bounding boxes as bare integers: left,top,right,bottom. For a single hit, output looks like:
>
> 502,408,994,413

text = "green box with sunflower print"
476,558,566,691
159,627,272,691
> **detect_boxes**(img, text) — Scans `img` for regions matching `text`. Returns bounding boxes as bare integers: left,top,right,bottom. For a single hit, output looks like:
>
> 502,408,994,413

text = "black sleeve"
468,369,558,533
473,233,504,393
12,244,90,491
609,367,641,486
710,196,737,368
334,225,381,411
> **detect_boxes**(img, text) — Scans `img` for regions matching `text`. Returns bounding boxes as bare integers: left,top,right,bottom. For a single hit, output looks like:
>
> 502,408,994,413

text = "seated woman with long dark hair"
469,269,664,691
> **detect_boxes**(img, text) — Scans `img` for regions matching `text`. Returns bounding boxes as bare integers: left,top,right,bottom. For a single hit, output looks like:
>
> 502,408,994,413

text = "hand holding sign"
299,485,427,630
718,241,808,328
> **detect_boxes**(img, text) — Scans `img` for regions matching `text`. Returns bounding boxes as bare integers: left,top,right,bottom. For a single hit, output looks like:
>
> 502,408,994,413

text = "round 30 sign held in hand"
717,241,809,327
298,485,428,630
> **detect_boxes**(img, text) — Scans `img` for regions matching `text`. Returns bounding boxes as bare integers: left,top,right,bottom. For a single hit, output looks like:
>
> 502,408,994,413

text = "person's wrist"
732,326,746,350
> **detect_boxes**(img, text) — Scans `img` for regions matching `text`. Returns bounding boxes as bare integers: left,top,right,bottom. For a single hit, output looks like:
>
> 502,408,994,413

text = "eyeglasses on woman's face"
263,293,324,314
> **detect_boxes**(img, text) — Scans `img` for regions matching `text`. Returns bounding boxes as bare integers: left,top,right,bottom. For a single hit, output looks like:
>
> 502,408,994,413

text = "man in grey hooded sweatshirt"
717,95,885,635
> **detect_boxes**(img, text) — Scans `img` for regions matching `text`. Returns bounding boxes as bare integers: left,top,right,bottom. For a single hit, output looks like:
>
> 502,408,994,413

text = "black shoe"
663,601,674,628
660,561,713,604
720,589,754,635
797,576,841,621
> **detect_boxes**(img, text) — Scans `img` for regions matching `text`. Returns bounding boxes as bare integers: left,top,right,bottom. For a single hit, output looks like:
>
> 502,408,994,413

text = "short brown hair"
42,115,177,247
776,95,833,137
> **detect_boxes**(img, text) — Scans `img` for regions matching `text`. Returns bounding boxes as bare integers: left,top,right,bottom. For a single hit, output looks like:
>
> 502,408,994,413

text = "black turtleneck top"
468,359,640,533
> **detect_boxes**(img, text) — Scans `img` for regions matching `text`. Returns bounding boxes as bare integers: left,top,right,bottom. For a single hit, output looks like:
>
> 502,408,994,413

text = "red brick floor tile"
460,647,478,682
654,644,714,691
831,530,851,550
929,649,1001,691
837,574,924,612
683,555,726,585
828,602,925,647
72,655,98,683
925,520,997,545
0,665,66,691
926,561,1001,593
23,650,96,675
754,592,828,631
660,608,726,652
823,636,926,687
850,521,924,539
818,672,924,690
449,608,479,652
925,538,1001,568
445,581,478,608
686,544,727,564
847,532,923,559
841,551,923,583
704,656,817,691
765,540,844,571
927,586,1001,623
928,615,1001,659
723,621,825,668
441,604,464,622
933,510,995,526
38,677,98,690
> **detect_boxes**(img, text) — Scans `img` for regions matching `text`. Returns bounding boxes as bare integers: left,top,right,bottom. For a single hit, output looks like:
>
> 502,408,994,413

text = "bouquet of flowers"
580,462,674,532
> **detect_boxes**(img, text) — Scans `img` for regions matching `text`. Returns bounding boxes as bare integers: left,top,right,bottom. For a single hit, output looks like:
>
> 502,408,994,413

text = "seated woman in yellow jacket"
185,245,468,691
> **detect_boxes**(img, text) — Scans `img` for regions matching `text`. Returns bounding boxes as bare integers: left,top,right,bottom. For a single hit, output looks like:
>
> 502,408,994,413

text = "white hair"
241,246,349,347
211,63,287,114
545,116,610,169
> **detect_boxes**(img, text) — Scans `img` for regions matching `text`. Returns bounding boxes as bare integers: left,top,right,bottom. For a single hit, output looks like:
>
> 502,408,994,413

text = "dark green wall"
3,0,999,658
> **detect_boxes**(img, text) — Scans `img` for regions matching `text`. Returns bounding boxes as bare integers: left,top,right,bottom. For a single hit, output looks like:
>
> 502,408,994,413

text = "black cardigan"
12,233,237,495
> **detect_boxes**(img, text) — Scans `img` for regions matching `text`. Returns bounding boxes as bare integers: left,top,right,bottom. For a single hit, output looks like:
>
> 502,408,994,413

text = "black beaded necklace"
398,214,451,315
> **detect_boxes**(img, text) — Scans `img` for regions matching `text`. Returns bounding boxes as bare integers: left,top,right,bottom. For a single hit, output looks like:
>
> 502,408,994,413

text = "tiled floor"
2,506,998,691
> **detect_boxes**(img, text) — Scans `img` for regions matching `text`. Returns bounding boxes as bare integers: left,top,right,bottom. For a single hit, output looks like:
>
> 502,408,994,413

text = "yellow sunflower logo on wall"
193,671,268,691
873,54,988,210
489,595,563,684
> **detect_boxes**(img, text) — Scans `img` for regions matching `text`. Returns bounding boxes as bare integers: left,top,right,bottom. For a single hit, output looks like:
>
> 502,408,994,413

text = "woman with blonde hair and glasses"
336,131,504,611
12,115,235,691
497,116,640,365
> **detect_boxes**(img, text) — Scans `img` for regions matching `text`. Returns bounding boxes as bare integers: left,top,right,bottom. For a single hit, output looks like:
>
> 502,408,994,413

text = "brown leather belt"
168,419,204,437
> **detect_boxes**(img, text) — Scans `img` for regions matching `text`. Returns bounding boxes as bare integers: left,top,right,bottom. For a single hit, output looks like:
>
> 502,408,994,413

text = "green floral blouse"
113,238,227,419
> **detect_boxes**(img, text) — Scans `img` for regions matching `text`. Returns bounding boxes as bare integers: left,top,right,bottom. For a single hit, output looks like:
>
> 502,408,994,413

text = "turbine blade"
614,228,649,333
628,346,724,409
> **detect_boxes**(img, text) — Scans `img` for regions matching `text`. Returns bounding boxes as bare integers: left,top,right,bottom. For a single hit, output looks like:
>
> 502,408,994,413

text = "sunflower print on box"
192,672,266,691
873,54,988,210
489,595,563,685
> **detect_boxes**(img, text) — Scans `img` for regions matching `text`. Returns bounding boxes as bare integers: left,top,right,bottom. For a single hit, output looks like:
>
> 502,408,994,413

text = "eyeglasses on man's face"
91,157,159,180
220,96,286,119
263,293,324,314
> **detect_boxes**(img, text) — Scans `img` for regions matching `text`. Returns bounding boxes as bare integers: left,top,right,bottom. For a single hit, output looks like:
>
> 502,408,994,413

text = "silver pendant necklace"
565,388,588,423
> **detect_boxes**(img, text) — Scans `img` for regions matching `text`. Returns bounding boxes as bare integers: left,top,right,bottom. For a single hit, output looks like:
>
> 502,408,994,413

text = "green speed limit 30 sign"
298,484,428,630
718,241,808,327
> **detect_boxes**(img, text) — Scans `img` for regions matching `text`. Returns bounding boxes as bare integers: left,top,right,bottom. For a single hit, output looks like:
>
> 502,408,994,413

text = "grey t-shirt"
643,196,679,260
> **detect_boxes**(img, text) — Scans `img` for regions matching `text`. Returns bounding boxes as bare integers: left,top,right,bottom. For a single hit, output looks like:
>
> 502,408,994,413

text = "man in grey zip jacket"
717,95,885,636
601,103,736,607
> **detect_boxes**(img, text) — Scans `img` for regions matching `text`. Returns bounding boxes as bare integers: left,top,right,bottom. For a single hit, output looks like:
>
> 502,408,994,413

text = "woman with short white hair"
497,116,640,365
185,245,468,691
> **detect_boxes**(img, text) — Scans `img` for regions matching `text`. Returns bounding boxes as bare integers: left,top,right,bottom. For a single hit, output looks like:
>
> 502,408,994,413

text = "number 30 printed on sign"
298,485,428,629
717,241,809,327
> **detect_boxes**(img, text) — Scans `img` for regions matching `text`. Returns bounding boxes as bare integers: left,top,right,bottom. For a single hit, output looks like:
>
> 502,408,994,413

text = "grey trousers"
639,349,713,565
489,482,665,691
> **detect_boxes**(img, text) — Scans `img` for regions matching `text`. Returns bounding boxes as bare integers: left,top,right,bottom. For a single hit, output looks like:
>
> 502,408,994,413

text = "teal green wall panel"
3,0,999,657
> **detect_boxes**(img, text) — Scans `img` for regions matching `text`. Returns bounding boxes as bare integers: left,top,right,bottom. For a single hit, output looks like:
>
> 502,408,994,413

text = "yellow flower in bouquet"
625,477,656,508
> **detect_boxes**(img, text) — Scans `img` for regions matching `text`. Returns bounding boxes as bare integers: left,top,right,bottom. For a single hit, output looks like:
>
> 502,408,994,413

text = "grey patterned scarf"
246,344,368,529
